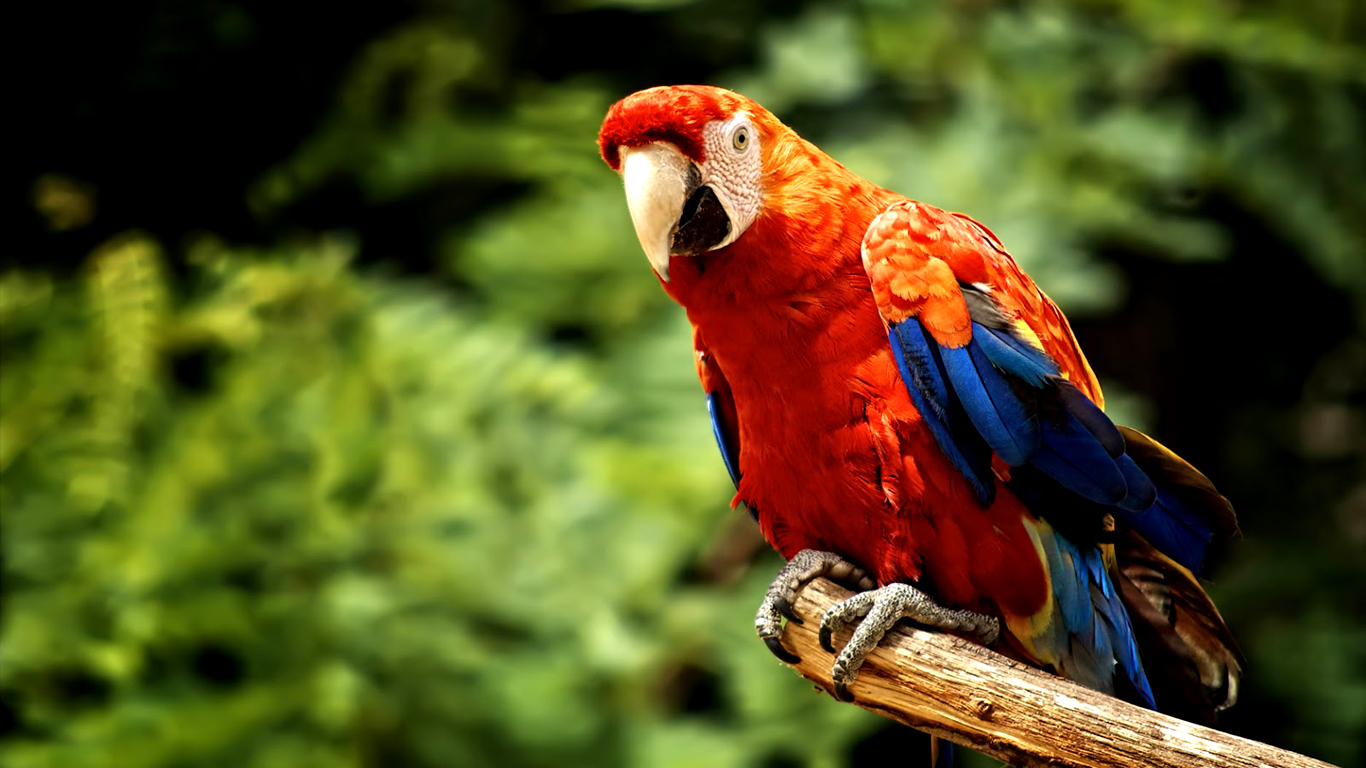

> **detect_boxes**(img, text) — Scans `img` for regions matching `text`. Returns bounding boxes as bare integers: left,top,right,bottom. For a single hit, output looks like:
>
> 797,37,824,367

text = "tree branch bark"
780,578,1336,768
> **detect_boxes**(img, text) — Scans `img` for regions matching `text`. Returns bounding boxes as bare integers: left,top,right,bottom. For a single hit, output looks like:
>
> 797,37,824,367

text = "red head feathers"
598,85,746,169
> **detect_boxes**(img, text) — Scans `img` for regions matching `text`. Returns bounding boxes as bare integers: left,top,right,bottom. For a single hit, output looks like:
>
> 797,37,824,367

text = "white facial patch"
699,112,763,249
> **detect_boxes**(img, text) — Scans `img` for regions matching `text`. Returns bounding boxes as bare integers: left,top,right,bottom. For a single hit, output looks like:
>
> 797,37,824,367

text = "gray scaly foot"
819,582,1001,701
755,549,876,664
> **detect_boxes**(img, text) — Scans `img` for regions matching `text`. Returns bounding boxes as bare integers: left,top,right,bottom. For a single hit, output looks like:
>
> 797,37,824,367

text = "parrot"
597,85,1242,725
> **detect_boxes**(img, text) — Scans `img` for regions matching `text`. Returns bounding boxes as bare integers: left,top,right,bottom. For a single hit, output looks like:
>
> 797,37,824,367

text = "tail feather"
1112,427,1242,721
1009,425,1242,721
1116,530,1244,723
1019,518,1155,707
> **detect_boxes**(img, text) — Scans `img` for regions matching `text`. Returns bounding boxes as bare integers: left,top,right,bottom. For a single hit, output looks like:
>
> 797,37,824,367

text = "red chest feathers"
669,250,1047,616
680,263,941,581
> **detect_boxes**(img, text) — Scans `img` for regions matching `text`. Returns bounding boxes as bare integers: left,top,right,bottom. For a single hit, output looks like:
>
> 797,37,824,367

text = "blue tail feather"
1052,531,1156,708
1047,540,1091,632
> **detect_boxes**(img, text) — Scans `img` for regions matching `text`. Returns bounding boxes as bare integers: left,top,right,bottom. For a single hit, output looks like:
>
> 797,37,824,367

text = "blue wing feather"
975,324,1058,385
939,338,1039,466
1115,454,1158,512
1115,489,1214,574
1031,420,1129,505
1054,381,1125,457
706,391,741,487
888,324,994,503
892,314,1152,510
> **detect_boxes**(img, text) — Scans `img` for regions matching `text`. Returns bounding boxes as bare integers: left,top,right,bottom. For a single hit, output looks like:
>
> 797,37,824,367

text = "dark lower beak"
671,169,732,256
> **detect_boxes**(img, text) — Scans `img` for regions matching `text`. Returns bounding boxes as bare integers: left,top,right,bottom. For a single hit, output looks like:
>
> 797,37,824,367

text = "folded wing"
862,200,1240,716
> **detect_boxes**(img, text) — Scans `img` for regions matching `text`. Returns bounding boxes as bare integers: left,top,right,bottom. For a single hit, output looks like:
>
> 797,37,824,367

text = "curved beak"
620,143,699,281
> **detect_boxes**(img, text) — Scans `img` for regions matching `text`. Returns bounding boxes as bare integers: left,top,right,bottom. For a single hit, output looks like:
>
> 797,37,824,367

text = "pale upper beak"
619,143,697,282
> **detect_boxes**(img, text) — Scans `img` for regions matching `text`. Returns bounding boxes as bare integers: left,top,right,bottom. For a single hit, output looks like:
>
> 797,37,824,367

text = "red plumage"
600,85,1241,722
599,86,732,168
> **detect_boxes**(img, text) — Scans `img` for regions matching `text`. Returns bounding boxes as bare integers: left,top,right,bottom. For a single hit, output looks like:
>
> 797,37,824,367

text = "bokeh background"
4,2,1365,766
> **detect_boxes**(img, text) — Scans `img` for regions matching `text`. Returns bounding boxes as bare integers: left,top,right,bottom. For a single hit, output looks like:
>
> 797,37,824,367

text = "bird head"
598,85,775,282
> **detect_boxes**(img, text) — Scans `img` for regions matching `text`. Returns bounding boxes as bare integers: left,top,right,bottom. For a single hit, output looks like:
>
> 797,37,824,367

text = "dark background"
4,2,1364,766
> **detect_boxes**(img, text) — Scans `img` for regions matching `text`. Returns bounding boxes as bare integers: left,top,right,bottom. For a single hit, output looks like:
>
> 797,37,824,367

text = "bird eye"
731,125,750,152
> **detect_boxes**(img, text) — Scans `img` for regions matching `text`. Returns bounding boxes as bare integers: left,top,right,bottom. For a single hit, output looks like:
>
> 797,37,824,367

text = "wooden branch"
780,578,1336,768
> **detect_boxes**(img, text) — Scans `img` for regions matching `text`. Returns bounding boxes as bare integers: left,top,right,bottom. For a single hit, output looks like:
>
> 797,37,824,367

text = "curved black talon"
764,636,801,664
833,681,854,702
819,624,836,654
756,550,875,670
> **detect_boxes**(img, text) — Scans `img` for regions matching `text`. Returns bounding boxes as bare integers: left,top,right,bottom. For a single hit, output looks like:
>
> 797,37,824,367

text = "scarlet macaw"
598,85,1241,723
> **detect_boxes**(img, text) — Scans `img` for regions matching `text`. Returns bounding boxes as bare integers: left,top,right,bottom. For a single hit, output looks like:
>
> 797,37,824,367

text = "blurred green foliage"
4,1,1365,767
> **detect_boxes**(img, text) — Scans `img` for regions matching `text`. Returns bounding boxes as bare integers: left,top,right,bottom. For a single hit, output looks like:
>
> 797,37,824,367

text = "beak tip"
649,251,671,282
